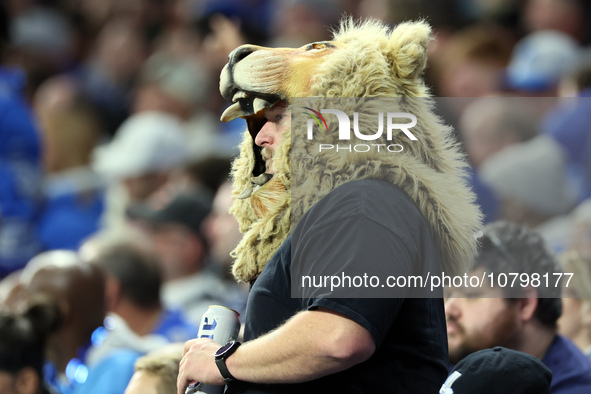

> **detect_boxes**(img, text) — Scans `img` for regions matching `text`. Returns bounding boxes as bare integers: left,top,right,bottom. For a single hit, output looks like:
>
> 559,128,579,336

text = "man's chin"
448,344,474,365
447,334,475,365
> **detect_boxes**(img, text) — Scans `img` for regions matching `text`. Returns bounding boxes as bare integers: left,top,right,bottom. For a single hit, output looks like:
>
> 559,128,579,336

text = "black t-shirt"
226,179,448,394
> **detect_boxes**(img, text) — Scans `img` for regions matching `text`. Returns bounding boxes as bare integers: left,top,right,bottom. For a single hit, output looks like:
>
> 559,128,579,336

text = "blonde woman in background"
558,251,591,358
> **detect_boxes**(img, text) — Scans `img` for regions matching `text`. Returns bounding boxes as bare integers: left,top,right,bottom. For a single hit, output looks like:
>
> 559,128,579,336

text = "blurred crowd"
1,0,591,393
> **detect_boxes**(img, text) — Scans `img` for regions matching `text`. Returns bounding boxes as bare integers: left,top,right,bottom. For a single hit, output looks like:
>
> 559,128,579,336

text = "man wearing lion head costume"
178,19,482,393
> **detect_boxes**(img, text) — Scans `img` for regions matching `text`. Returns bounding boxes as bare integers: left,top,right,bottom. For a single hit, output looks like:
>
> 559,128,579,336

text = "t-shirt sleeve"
293,213,417,347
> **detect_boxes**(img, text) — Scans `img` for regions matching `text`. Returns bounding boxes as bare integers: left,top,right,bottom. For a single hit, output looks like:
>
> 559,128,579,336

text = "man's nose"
444,297,461,318
254,125,273,147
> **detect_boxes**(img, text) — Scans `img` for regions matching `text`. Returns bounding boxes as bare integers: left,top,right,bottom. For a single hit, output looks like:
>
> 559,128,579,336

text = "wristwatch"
215,341,241,383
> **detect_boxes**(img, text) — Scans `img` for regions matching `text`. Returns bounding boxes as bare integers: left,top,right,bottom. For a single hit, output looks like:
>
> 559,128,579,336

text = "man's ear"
517,287,539,322
187,234,207,272
104,275,122,312
15,367,40,394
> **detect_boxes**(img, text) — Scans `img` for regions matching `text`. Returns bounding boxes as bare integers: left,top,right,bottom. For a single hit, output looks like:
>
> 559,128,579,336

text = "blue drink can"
197,305,241,343
186,306,241,394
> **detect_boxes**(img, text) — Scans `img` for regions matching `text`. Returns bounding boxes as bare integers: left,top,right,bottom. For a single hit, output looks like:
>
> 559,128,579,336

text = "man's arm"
177,308,375,393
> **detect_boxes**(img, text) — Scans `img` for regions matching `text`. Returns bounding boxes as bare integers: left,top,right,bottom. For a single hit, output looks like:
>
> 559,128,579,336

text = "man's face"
0,369,39,394
445,270,521,364
204,182,241,267
254,101,290,174
148,223,196,281
0,372,17,394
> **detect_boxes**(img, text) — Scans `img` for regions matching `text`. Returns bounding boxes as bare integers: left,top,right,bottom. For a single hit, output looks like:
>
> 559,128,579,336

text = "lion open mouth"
220,89,285,140
220,83,287,197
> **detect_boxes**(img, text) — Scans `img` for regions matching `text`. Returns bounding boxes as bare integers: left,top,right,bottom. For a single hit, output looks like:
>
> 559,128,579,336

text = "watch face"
216,341,236,358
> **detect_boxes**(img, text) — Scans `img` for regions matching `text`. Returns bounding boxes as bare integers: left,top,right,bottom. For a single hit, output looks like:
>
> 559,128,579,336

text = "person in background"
18,251,107,394
181,157,232,197
33,76,105,251
0,2,43,277
124,344,183,394
522,0,589,44
430,24,514,98
536,196,591,256
543,54,591,202
445,221,591,393
6,3,75,97
557,251,591,358
80,232,197,343
0,301,61,394
569,200,591,256
204,181,244,281
458,97,539,169
73,17,147,135
457,96,543,225
203,181,248,313
479,135,572,228
0,269,25,312
502,30,580,96
133,53,227,159
93,111,191,232
129,190,238,324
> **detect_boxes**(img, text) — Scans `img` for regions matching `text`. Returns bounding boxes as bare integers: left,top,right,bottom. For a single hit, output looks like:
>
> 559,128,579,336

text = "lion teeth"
220,102,247,122
251,173,273,185
237,186,253,199
221,95,280,122
252,97,271,114
232,91,248,102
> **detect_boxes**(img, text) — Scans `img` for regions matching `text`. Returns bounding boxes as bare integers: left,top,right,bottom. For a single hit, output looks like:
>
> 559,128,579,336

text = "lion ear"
388,21,432,80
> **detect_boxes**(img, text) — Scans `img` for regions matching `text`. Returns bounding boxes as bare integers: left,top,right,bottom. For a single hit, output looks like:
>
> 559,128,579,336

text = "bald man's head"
22,251,106,370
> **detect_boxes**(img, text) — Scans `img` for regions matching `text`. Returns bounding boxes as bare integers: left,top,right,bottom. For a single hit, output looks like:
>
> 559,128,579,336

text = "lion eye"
306,41,335,51
306,42,335,51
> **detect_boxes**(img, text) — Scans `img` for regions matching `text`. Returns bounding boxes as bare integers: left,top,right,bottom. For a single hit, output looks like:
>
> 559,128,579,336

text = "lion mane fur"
229,19,483,283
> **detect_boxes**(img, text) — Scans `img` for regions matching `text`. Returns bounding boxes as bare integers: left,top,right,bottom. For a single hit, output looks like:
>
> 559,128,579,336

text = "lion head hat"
220,19,483,283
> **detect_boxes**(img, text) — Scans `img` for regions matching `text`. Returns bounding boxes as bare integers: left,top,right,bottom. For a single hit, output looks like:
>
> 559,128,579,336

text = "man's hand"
177,338,225,394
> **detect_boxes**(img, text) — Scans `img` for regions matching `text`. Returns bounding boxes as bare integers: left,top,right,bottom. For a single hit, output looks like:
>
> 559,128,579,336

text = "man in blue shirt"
446,221,591,394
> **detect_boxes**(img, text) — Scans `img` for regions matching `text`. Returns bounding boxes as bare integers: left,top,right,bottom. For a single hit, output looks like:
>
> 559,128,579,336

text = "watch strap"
215,342,241,383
